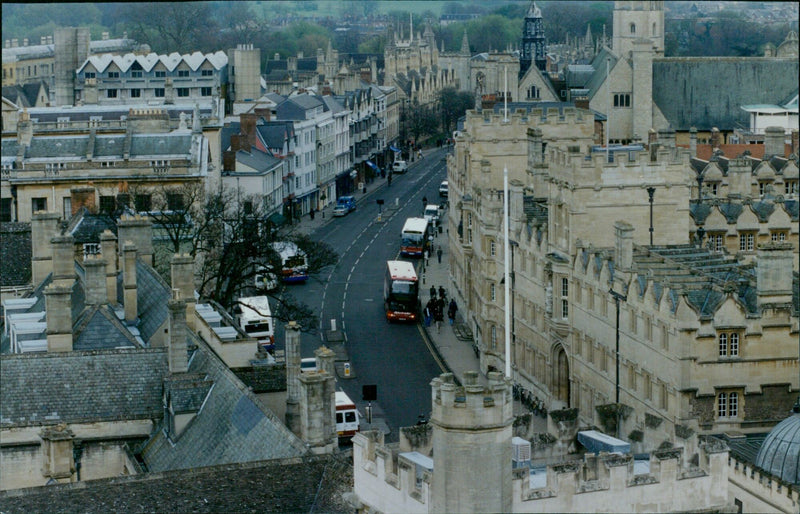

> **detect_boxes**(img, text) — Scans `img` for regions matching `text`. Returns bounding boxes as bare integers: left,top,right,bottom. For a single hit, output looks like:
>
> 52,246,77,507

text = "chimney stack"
710,127,721,150
51,235,75,285
118,215,153,267
100,230,118,304
123,241,138,325
171,253,196,328
791,129,799,155
690,127,697,156
314,345,336,376
298,370,337,454
31,212,61,284
614,221,634,270
45,283,73,352
285,320,302,436
83,253,108,306
756,242,793,306
764,126,785,158
168,296,189,373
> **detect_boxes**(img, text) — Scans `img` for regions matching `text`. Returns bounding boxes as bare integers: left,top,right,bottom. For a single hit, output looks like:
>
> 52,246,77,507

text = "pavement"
284,147,485,389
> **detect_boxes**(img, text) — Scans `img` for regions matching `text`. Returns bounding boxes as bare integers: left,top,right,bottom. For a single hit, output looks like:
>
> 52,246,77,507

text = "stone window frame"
560,276,569,320
717,330,741,358
717,390,741,419
738,231,755,252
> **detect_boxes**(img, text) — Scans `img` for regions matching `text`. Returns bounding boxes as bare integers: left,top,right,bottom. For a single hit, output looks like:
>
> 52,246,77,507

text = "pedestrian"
309,208,315,220
418,149,423,159
387,173,392,186
433,297,444,333
437,247,443,264
430,285,437,299
424,249,429,264
422,196,428,208
438,286,446,301
423,300,433,327
448,298,458,326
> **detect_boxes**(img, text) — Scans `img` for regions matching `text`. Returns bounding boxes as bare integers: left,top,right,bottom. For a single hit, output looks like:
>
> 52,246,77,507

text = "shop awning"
390,145,402,152
366,160,378,170
267,212,286,226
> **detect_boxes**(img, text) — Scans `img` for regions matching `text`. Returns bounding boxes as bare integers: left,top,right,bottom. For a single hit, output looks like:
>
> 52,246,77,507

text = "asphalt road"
275,147,450,438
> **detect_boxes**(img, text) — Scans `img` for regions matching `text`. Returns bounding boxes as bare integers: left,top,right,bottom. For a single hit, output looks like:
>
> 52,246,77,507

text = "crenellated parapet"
430,371,512,430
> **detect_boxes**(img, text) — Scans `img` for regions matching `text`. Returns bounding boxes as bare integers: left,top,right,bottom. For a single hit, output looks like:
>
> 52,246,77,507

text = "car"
439,180,449,198
333,195,356,216
392,160,408,173
424,204,440,227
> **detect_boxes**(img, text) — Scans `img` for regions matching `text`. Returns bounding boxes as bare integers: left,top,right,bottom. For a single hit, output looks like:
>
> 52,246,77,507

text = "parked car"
333,195,356,216
392,160,408,173
424,204,440,227
439,180,449,198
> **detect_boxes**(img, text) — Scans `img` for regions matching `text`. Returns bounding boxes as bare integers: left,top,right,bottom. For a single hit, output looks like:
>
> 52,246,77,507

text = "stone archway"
552,345,570,407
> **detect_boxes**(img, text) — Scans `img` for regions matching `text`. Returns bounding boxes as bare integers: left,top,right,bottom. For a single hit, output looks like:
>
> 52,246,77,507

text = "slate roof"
78,51,227,75
0,222,31,287
132,258,170,343
1,82,48,108
66,209,117,244
72,305,139,351
689,201,712,224
256,122,294,151
24,104,212,124
0,348,168,427
652,58,800,131
586,47,618,100
235,147,281,173
129,134,193,158
0,452,354,513
139,340,308,472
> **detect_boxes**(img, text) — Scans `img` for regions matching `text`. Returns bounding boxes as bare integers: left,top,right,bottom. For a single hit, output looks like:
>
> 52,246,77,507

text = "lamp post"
610,287,627,438
647,186,655,246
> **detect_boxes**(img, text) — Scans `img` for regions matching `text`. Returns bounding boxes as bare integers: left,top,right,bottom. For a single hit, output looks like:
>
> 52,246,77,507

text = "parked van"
439,180,449,198
392,160,408,173
333,195,356,216
424,204,440,227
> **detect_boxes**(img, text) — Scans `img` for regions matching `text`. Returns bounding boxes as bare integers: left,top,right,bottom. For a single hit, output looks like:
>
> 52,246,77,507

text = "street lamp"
609,287,627,437
647,186,655,246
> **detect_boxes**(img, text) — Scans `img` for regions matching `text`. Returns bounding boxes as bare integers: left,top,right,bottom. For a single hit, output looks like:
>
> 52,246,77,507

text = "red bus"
400,217,430,257
384,260,420,322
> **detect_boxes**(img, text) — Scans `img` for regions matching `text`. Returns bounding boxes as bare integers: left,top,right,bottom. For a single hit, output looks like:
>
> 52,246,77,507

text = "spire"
460,30,470,55
585,23,593,47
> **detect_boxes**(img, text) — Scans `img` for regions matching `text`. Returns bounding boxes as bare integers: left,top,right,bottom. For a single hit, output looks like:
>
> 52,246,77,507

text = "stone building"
445,107,799,451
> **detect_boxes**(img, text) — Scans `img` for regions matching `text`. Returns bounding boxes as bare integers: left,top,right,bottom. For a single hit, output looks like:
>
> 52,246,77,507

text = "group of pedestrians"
423,286,458,333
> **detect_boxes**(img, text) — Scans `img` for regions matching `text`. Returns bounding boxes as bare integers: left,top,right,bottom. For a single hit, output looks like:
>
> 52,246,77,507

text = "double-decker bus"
384,260,420,322
272,241,308,283
400,217,430,257
235,296,274,353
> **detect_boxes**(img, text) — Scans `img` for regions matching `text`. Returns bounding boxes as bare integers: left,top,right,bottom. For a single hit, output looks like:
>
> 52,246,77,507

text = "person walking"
448,298,458,326
437,247,443,264
433,297,444,333
423,299,433,327
422,196,428,210
430,285,437,299
438,285,446,301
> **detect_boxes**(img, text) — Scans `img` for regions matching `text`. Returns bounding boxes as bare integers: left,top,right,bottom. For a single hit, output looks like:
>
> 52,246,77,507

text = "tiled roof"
129,134,193,158
0,222,31,287
140,341,308,472
0,348,168,427
67,210,117,244
78,51,227,74
235,147,281,172
73,305,139,351
134,259,170,343
0,453,354,513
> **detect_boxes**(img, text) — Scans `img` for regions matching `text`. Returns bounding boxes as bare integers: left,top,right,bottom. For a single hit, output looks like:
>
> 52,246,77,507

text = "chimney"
11,38,18,47
298,370,337,454
756,242,793,306
240,113,257,148
614,221,634,270
123,241,138,325
100,230,118,304
40,425,77,481
171,253,196,329
117,215,153,267
254,107,271,121
69,187,96,215
791,130,799,155
285,320,302,436
41,36,47,45
83,254,108,306
710,127,720,150
315,345,335,376
51,234,75,285
102,31,109,40
288,57,297,71
44,283,73,352
17,109,34,147
31,212,61,284
690,127,698,156
223,150,236,172
574,96,589,110
657,127,676,149
764,126,785,158
168,296,189,373
528,127,543,165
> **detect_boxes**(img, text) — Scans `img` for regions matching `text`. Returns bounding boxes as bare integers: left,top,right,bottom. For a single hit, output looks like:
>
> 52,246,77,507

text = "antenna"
606,57,611,163
504,66,508,122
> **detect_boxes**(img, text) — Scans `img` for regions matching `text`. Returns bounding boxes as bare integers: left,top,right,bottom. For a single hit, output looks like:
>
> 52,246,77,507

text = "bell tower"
520,2,547,77
612,1,664,57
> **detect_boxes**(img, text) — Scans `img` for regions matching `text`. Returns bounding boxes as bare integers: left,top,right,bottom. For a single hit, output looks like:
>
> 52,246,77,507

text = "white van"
424,204,440,227
392,160,408,173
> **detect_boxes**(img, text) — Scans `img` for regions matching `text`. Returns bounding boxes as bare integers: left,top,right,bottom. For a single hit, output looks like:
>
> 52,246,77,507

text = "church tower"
612,1,664,57
520,1,547,77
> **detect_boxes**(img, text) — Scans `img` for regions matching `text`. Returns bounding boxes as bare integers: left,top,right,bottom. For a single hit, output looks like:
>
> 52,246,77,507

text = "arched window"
717,392,727,417
652,22,657,36
630,23,636,34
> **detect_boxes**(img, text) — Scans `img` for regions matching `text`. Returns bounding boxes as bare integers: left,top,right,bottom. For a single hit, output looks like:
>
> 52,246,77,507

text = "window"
130,88,141,98
490,239,496,257
613,93,631,108
62,197,71,219
177,88,190,97
131,70,142,78
243,201,254,215
107,89,118,98
718,331,741,357
177,70,190,78
786,180,798,195
155,88,165,98
0,198,12,222
560,277,569,319
99,196,115,214
491,325,497,349
711,233,724,251
771,231,787,242
528,85,540,99
490,282,496,302
709,182,719,196
167,193,185,211
107,71,119,78
201,69,213,76
630,23,636,34
718,391,740,418
31,197,47,214
738,232,755,251
155,70,166,78
758,181,772,196
201,87,212,96
134,194,152,212
85,72,96,79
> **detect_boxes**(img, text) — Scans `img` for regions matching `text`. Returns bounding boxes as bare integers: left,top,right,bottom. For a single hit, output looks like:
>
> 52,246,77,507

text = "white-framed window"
785,180,798,195
738,232,755,251
758,181,772,196
718,391,740,418
711,234,724,251
491,325,497,349
178,70,190,78
490,239,496,257
201,69,213,76
718,331,740,357
107,71,119,78
560,277,569,319
771,231,787,242
490,282,496,302
155,70,166,78
85,71,96,79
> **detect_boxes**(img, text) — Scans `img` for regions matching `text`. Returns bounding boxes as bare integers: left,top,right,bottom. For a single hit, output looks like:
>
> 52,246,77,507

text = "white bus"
272,241,309,284
400,217,430,257
336,391,361,440
235,296,274,352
